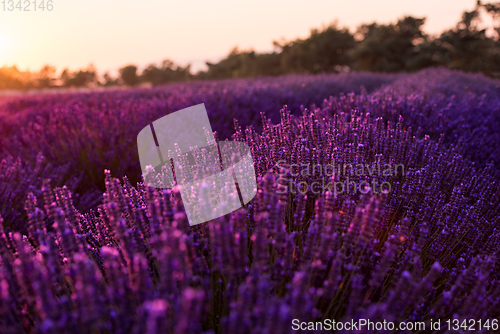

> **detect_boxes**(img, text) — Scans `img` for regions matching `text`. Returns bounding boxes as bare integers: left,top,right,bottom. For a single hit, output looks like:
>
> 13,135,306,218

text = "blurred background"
0,0,499,90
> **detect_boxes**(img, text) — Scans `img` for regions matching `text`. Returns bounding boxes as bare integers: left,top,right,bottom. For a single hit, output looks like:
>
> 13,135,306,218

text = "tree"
0,66,30,90
119,65,140,86
478,1,500,37
203,47,261,79
353,16,428,72
101,72,119,87
60,64,97,88
428,6,500,74
200,22,355,79
275,22,355,74
36,65,57,88
141,59,191,86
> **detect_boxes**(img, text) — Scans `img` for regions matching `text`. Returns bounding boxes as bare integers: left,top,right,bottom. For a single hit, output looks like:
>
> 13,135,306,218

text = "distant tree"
478,1,500,36
60,64,97,88
119,65,140,86
275,22,355,74
3,2,500,91
141,59,191,86
353,16,428,72
199,22,355,79
35,65,57,88
0,66,30,90
141,65,162,85
253,52,283,76
202,47,260,79
428,6,500,74
101,72,119,87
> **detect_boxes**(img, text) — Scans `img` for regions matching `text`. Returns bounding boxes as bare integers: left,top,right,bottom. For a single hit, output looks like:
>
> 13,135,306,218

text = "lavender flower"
0,68,499,333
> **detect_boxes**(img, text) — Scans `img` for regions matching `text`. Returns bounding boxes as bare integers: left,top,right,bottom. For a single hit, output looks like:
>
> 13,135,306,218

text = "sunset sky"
0,0,488,74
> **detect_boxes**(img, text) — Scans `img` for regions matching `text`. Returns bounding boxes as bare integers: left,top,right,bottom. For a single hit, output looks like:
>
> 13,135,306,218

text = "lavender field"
1,68,500,333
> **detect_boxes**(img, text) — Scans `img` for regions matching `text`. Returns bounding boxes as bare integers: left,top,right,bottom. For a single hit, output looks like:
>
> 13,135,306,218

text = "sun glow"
0,33,9,61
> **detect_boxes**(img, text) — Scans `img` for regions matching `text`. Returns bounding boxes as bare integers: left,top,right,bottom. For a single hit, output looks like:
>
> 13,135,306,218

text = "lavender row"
1,69,499,233
0,73,394,198
1,99,499,333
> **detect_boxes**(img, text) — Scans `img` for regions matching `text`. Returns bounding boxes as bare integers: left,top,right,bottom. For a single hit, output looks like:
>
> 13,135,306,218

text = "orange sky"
0,0,491,74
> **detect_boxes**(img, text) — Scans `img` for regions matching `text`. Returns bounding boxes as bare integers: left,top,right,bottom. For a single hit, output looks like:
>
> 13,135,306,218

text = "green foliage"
277,22,355,74
479,0,500,35
427,7,500,74
352,17,427,72
141,59,191,85
61,65,97,88
119,65,140,86
204,1,500,77
202,48,283,79
201,23,355,78
102,72,119,87
35,65,57,88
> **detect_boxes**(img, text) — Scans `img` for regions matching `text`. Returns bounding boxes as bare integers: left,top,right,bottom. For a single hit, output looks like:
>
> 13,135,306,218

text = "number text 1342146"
1,0,53,11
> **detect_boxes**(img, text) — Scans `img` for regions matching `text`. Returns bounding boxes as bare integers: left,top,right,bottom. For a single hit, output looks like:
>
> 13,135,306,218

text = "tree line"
1,1,499,90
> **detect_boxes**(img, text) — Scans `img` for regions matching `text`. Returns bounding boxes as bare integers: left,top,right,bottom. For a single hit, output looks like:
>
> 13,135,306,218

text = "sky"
0,0,490,74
